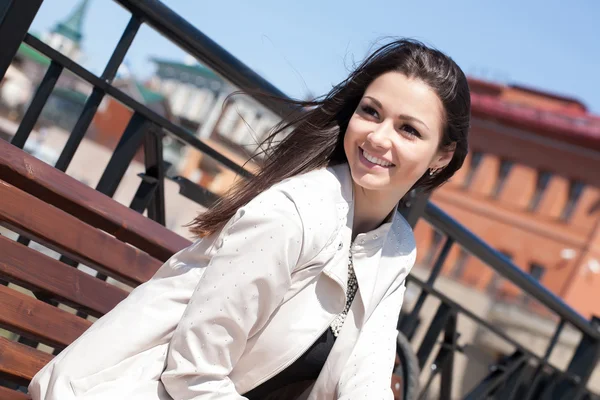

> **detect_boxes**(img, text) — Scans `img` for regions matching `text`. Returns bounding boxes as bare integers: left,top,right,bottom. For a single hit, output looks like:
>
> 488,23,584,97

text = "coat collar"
323,163,412,322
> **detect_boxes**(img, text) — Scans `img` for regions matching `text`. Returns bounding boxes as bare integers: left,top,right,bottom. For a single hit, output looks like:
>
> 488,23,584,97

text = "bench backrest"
0,139,191,399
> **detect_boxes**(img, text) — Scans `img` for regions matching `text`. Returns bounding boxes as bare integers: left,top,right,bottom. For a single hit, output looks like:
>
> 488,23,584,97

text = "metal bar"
417,313,457,400
523,319,566,400
12,62,63,148
167,176,221,209
113,0,295,119
463,351,526,400
143,127,166,225
0,0,43,81
423,202,600,339
495,361,528,400
101,15,141,82
553,317,600,400
399,237,454,340
129,174,159,213
440,313,457,400
16,235,30,246
399,190,431,229
22,34,252,178
53,13,143,172
405,274,580,383
416,302,452,370
96,112,150,197
427,237,454,286
418,367,439,400
54,88,104,172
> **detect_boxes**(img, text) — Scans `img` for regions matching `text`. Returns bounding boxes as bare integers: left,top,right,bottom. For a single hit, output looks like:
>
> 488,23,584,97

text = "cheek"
343,117,361,153
393,143,436,176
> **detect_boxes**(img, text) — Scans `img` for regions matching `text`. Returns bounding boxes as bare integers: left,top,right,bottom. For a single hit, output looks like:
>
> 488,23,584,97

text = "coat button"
338,242,343,250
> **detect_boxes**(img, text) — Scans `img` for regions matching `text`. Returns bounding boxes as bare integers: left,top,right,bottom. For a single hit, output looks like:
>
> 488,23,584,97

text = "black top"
243,328,336,399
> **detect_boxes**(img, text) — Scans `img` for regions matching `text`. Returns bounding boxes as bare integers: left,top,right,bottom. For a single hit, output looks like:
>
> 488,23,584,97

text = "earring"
429,168,437,176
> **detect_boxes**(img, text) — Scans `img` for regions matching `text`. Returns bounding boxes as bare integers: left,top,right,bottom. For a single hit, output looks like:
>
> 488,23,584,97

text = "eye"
359,105,379,119
400,124,421,138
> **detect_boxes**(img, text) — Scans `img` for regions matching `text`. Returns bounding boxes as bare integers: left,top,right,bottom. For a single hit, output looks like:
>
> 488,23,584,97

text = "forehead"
364,72,444,130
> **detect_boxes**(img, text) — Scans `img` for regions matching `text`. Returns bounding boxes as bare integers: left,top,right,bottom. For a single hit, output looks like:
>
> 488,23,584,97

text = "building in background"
414,79,600,320
145,56,280,190
0,0,92,124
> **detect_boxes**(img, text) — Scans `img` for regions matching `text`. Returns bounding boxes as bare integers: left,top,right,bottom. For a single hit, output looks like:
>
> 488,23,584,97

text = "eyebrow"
363,96,429,130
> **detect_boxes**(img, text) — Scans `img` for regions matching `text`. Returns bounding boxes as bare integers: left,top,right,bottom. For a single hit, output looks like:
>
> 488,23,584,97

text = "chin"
351,171,392,192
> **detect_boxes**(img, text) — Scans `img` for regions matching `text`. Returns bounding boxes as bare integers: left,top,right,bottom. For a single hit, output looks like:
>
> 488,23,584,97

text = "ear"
429,143,456,170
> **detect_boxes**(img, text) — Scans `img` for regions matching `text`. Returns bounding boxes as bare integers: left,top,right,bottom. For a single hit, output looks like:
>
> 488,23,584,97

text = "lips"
358,147,395,169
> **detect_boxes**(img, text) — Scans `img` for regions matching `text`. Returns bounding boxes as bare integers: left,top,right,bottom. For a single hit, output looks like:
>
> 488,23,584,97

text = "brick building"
414,78,600,319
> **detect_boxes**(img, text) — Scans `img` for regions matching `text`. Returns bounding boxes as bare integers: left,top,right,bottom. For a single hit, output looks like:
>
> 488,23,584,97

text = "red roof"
468,78,600,151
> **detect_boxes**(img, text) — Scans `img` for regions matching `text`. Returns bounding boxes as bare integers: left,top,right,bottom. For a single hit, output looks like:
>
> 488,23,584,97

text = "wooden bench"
0,139,407,399
0,139,191,399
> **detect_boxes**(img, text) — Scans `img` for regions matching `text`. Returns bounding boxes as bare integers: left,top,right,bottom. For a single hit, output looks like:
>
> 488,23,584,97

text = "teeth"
363,149,393,167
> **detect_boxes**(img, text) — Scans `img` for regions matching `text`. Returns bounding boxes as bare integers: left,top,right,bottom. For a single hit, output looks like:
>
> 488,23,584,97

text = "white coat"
29,163,416,400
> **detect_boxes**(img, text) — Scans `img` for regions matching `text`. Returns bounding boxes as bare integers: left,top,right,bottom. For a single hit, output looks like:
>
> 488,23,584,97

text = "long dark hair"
190,39,470,237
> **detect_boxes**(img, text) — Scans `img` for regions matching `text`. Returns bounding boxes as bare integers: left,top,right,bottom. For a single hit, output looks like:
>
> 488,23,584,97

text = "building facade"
413,79,600,319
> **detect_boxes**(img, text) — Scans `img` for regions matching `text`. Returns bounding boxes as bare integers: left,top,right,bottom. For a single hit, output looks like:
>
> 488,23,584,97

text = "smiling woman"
30,39,470,400
344,71,454,233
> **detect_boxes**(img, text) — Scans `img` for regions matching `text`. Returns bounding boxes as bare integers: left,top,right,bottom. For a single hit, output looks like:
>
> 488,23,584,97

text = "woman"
30,39,470,400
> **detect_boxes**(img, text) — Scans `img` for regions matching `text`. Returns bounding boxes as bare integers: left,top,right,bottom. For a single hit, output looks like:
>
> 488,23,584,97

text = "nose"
366,120,393,149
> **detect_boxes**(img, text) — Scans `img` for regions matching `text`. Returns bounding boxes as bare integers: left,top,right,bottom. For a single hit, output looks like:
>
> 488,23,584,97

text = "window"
492,159,514,198
424,230,444,266
528,171,552,211
529,263,546,281
452,248,470,279
463,151,483,189
560,180,584,221
523,262,546,306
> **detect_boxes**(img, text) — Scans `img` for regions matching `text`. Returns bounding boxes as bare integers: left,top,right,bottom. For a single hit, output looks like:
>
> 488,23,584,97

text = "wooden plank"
0,235,128,317
0,337,52,386
0,139,191,261
0,385,30,400
0,180,162,287
0,285,91,349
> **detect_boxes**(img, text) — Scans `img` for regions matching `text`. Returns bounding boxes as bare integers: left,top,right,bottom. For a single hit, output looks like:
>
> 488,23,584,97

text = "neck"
351,184,403,239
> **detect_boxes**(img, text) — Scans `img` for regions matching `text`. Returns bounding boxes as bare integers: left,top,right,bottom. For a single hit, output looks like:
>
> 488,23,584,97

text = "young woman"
30,38,470,400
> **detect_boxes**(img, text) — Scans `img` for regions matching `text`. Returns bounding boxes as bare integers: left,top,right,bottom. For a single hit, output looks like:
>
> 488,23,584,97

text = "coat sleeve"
160,189,305,399
336,282,407,400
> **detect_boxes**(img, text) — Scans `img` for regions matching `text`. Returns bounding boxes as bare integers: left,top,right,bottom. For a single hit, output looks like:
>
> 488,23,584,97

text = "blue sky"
30,0,600,113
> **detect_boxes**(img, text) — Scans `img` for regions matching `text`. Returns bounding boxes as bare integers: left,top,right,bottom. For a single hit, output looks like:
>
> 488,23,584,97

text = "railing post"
143,126,166,226
399,189,431,228
0,0,43,81
463,350,527,400
399,237,454,340
552,317,600,400
416,302,453,369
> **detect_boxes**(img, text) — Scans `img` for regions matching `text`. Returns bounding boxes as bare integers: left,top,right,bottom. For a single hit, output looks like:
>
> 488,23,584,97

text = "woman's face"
343,71,452,201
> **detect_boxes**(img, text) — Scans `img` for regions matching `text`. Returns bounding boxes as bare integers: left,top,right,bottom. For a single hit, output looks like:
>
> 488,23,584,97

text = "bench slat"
0,285,91,349
0,337,52,386
0,385,30,400
0,180,162,287
0,235,128,317
0,139,191,261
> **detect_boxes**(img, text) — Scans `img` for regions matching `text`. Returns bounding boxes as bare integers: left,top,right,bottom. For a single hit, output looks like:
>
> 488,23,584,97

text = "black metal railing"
398,203,600,399
0,0,598,399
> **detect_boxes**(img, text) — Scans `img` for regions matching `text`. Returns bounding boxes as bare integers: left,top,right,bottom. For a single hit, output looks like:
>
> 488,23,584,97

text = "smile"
359,148,395,168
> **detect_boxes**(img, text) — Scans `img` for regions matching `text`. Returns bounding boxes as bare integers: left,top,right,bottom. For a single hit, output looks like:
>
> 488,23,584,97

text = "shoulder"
260,167,346,261
391,212,416,254
389,212,418,276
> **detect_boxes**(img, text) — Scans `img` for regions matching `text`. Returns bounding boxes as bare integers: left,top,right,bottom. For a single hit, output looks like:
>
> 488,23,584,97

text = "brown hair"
190,39,470,237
